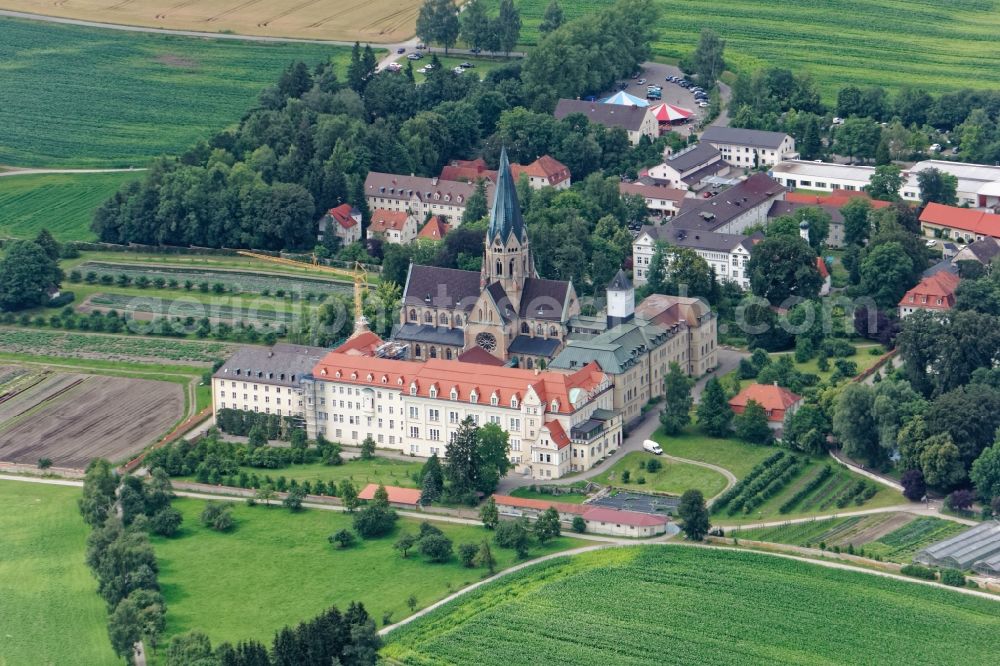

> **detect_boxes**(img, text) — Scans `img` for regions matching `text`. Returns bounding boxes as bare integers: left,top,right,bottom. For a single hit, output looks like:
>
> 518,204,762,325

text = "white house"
644,143,729,190
701,126,797,168
369,209,419,244
619,182,690,217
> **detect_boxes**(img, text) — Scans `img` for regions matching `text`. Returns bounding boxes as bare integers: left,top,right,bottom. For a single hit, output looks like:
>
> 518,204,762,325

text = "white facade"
213,378,305,418
901,160,1000,209
770,160,875,193
632,230,752,289
706,135,796,167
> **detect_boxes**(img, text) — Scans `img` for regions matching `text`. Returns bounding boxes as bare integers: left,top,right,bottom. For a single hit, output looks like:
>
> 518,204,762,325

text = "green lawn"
724,343,886,394
591,451,728,498
653,428,773,478
383,545,1000,665
0,171,141,241
491,0,1000,98
152,497,575,647
509,487,589,504
0,17,352,167
185,456,425,490
411,55,513,82
0,480,117,665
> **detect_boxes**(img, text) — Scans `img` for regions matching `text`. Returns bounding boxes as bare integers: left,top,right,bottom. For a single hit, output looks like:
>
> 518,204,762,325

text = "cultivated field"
383,546,1000,665
495,0,1000,97
0,480,117,665
0,369,184,468
0,171,141,241
0,328,234,364
0,0,424,42
152,497,575,646
0,17,350,167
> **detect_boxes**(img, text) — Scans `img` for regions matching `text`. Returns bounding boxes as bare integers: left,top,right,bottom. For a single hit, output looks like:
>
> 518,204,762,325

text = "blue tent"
602,91,649,107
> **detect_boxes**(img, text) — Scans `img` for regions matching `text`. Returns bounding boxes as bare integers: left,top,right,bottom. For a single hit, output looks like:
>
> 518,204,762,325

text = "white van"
642,440,663,455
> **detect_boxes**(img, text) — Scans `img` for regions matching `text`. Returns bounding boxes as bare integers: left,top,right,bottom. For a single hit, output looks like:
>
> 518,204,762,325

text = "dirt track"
0,373,183,468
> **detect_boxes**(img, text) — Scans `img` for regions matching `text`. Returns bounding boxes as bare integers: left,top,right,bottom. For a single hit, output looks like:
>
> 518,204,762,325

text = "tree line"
417,0,522,56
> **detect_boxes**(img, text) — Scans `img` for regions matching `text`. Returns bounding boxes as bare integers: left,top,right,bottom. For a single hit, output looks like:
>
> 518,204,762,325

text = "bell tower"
481,147,536,308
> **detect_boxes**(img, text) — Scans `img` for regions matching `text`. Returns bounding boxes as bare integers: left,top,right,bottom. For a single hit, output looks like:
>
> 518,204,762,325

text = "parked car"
416,43,427,50
460,62,474,68
453,66,465,74
930,143,942,152
396,47,406,54
698,101,710,108
470,47,482,54
832,116,844,125
417,67,428,74
925,239,937,247
407,53,422,60
642,440,663,455
638,78,647,85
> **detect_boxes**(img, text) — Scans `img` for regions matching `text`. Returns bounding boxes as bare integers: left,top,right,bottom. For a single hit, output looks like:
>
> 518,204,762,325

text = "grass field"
0,480,117,665
509,487,588,504
591,451,729,498
152,497,575,647
184,456,425,489
0,0,424,42
0,17,351,167
383,545,1000,665
654,429,772,478
0,171,141,241
492,0,1000,97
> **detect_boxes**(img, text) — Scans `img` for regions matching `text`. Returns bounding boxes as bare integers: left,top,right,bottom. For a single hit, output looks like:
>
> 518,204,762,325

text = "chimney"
431,177,438,185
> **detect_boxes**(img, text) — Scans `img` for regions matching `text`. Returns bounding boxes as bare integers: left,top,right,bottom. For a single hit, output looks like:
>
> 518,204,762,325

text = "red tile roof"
492,494,587,515
817,257,830,279
456,346,505,366
919,203,1000,238
542,420,571,450
581,506,669,527
899,271,960,311
325,203,359,229
333,331,384,356
358,484,421,506
729,384,802,419
785,191,892,210
440,158,496,184
311,353,608,416
417,216,450,240
369,209,411,233
511,155,571,186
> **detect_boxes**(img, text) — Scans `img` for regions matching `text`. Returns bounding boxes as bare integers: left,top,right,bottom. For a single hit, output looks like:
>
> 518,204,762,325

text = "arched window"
509,259,514,275
424,311,432,323
408,309,417,322
438,312,448,324
445,348,453,360
521,322,529,334
414,344,422,357
527,358,534,369
454,315,462,326
496,260,503,276
429,347,437,358
535,323,543,335
549,326,557,337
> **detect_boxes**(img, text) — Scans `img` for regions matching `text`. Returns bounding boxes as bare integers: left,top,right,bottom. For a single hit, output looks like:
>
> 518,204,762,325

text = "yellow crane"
235,251,370,331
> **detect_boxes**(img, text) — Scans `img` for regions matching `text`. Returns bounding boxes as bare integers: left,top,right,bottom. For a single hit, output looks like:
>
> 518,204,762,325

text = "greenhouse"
915,521,1000,571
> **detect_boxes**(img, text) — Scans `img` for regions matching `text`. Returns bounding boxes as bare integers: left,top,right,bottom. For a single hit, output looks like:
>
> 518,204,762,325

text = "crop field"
0,0,425,42
0,369,184,467
83,292,302,326
75,261,353,295
0,17,350,167
0,480,117,665
737,513,970,563
152,497,575,646
383,545,1000,665
494,0,1000,97
0,328,234,364
591,451,729,498
0,171,141,241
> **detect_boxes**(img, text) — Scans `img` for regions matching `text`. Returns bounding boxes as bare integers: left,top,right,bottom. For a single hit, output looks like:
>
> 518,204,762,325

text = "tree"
665,247,715,301
858,242,914,309
494,0,522,57
107,595,143,663
734,399,772,444
840,197,872,246
866,164,902,202
247,425,267,449
462,179,489,224
917,167,958,206
371,483,390,508
919,433,966,488
458,542,479,567
353,503,398,538
832,383,881,466
200,502,234,531
460,0,491,51
945,489,975,512
165,631,214,665
677,489,710,541
533,507,561,543
33,228,60,260
330,528,357,549
474,539,497,573
874,136,892,166
419,454,444,505
747,235,822,303
79,458,117,528
494,517,531,558
416,0,460,54
538,0,564,35
901,469,926,502
971,439,1000,504
479,496,499,529
418,533,454,562
359,435,376,460
476,422,512,494
0,240,63,311
571,515,587,533
697,377,733,437
394,532,417,558
254,484,276,508
834,117,881,162
444,416,479,497
782,403,829,455
149,507,183,538
645,242,669,294
339,479,359,512
925,383,1000,466
660,362,693,435
283,486,306,512
690,29,726,87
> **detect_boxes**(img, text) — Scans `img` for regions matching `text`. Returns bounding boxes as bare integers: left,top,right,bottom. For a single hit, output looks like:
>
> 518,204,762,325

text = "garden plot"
0,373,183,468
82,293,302,326
0,328,233,365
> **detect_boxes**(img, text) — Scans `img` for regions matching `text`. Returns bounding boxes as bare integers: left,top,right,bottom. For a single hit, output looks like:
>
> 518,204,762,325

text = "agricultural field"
493,0,1000,97
152,497,576,647
591,451,729,498
0,369,184,468
0,171,141,241
736,513,970,563
383,545,1000,665
0,328,234,365
0,0,423,42
0,17,350,167
82,292,302,326
0,480,117,665
73,261,353,296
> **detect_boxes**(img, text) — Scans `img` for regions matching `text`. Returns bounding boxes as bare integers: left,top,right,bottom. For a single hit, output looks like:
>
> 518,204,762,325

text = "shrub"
418,533,453,563
353,504,398,538
328,528,356,549
200,502,233,532
621,470,631,484
571,515,586,533
646,458,663,473
940,568,965,587
37,457,53,470
901,469,926,502
495,518,531,558
150,507,183,537
945,489,975,512
636,476,646,485
900,564,937,580
458,542,479,568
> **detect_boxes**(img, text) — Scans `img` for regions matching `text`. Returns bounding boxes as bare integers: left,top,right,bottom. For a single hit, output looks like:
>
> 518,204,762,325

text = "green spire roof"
487,147,526,244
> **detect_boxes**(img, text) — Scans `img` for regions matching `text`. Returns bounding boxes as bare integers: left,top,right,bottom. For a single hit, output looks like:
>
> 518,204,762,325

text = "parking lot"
590,490,681,515
601,62,710,136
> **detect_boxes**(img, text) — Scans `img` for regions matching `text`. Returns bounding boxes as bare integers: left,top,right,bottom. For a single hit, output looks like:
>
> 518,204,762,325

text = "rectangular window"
409,406,418,418
428,408,440,421
410,426,420,438
430,428,440,441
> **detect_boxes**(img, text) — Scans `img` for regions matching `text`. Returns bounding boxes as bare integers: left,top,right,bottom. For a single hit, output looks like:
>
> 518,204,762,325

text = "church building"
395,148,580,368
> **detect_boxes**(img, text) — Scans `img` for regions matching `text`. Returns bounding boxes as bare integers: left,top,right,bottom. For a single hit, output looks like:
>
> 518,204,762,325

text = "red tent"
650,103,694,124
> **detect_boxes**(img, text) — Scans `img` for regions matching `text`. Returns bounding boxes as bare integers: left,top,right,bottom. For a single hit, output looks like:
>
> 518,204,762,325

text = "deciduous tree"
660,362,693,435
677,489,710,541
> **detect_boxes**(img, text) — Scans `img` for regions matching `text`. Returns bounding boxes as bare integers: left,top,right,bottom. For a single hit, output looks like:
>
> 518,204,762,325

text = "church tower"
481,147,537,308
606,269,635,329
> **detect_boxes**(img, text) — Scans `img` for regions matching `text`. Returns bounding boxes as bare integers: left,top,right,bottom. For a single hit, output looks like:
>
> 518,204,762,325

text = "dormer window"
551,399,560,412
381,375,388,384
335,370,342,378
367,373,374,381
409,382,418,396
351,372,358,380
490,393,499,406
511,397,519,408
470,391,478,404
397,378,404,386
430,387,438,398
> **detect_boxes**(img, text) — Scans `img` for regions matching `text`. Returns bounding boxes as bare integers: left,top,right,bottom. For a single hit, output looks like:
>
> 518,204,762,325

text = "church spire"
487,146,526,244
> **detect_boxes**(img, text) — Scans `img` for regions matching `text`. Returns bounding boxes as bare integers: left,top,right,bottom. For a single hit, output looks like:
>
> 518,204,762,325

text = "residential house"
701,126,797,167
212,344,327,421
318,204,362,246
364,172,493,225
898,271,960,318
553,99,658,145
510,155,572,190
729,383,803,433
417,216,450,241
919,203,1000,244
643,143,729,190
369,209,418,244
952,237,1000,267
633,225,757,289
619,182,689,217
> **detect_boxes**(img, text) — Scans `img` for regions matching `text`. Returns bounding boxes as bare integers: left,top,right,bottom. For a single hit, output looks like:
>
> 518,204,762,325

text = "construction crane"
236,251,370,334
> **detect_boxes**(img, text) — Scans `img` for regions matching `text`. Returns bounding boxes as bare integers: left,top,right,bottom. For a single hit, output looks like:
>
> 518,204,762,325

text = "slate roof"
608,269,631,291
768,200,846,225
487,147,527,245
640,224,753,253
402,264,482,312
364,172,492,206
214,343,327,388
619,182,688,202
550,319,673,375
508,335,562,357
702,126,791,150
394,323,466,347
519,278,572,321
670,173,786,232
554,99,650,131
665,143,723,173
957,237,1000,264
